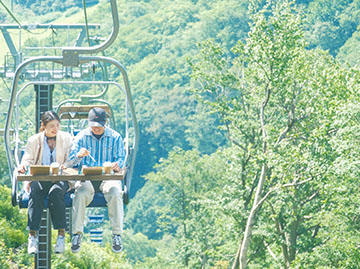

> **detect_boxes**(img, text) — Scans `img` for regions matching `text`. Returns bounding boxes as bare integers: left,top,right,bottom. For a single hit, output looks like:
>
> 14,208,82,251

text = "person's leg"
72,181,94,234
101,180,123,234
27,181,51,254
48,181,68,230
48,181,69,254
102,180,123,253
28,181,51,232
71,181,94,253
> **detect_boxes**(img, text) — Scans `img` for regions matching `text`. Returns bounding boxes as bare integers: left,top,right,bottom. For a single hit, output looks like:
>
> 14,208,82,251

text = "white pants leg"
101,180,123,235
72,181,94,234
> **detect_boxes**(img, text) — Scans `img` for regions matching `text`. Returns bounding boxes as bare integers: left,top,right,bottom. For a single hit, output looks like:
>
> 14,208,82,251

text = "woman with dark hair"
18,111,73,255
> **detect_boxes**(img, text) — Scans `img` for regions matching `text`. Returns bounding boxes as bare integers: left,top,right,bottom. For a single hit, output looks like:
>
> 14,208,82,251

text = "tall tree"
145,148,227,267
190,0,358,267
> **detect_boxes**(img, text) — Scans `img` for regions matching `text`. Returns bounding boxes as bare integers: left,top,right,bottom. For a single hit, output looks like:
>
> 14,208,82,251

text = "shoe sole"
112,247,122,253
71,248,81,253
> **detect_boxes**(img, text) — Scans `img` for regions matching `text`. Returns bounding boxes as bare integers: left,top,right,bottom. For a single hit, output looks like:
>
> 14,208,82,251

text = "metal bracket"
62,49,79,67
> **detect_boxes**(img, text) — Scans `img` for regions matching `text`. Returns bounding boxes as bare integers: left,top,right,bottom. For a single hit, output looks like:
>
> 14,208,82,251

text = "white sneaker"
54,235,65,254
71,234,82,253
112,234,122,253
28,235,38,255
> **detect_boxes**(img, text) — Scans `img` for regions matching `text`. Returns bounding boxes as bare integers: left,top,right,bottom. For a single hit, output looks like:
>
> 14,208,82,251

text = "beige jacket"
21,130,73,166
20,131,73,190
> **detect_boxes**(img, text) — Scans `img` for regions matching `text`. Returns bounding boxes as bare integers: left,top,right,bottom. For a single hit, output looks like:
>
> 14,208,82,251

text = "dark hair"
39,111,60,132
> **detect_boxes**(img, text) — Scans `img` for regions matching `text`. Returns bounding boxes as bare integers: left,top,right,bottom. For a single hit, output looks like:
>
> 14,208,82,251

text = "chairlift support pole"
33,76,53,269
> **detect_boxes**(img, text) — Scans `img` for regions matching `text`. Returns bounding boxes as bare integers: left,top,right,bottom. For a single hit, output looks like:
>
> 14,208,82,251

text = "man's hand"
111,162,121,172
77,148,90,158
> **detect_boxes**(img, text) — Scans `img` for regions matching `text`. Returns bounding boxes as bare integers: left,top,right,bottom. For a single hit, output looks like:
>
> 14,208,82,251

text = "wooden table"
17,168,126,181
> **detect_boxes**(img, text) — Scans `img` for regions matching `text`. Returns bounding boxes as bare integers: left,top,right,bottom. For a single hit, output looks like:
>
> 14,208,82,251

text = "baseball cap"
88,107,106,127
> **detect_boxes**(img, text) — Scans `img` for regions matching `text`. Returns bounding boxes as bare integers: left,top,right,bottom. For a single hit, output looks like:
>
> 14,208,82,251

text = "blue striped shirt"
66,127,125,168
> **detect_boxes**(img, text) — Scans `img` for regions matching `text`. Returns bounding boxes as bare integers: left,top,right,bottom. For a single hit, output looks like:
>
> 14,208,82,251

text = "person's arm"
18,137,37,173
65,134,84,168
61,133,75,190
112,135,125,171
19,137,37,193
63,133,74,162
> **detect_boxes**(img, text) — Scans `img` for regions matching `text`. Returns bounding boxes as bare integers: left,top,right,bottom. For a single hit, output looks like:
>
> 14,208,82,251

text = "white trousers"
72,180,123,235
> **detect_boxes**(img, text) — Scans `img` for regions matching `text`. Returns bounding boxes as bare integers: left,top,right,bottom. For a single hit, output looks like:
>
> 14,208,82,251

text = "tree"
305,0,360,56
190,0,359,267
145,147,227,267
293,82,360,267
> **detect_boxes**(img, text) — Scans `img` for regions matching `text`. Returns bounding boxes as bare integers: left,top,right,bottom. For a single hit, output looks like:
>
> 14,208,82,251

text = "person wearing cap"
66,107,125,253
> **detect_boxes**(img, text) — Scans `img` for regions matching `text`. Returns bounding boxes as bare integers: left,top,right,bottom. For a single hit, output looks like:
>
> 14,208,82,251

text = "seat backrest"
58,105,112,120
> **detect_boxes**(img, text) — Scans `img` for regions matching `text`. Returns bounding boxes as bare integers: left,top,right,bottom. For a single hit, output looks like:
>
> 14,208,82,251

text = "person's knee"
76,184,94,196
106,186,122,198
49,184,66,197
29,194,44,202
48,190,64,202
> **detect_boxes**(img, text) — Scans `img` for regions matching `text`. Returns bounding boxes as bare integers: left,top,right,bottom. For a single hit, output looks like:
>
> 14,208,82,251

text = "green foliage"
0,145,10,187
145,147,228,267
306,0,360,56
124,181,167,239
121,229,157,264
108,0,250,193
52,241,132,268
17,0,85,15
188,0,360,267
1,0,360,266
0,185,27,248
133,234,180,268
337,30,360,66
0,185,31,268
293,93,360,267
0,238,32,269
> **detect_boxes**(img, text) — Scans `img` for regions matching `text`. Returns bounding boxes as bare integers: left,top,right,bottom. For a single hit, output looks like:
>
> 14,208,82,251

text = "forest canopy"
0,0,360,267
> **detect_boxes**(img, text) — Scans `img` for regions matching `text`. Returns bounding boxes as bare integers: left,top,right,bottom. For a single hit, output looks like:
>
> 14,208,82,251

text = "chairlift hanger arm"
62,0,119,66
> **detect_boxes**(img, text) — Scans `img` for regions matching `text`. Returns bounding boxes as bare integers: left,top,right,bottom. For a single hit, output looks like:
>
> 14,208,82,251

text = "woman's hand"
17,165,27,174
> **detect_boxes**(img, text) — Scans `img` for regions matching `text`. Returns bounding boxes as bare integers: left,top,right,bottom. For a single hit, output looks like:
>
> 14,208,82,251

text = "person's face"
44,120,60,137
91,126,105,135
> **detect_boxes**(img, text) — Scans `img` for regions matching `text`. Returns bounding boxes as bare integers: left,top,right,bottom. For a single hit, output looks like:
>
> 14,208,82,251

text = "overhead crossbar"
0,24,101,57
0,24,101,30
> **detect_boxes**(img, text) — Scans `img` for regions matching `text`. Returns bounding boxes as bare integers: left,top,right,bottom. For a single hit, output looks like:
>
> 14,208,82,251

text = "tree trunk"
238,163,267,269
232,240,242,269
233,88,270,269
